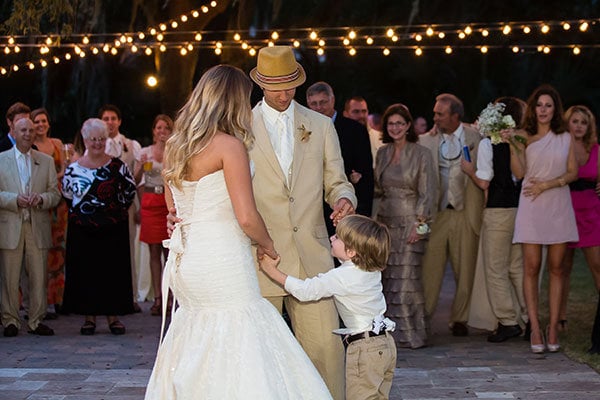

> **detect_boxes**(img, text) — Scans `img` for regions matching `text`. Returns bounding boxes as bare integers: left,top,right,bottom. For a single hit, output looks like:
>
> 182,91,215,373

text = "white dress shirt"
284,260,393,335
261,100,295,183
14,146,31,194
475,137,518,183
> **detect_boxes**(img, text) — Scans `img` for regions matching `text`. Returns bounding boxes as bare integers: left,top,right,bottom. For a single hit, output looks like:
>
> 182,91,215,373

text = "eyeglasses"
86,137,107,143
440,137,462,161
387,121,407,127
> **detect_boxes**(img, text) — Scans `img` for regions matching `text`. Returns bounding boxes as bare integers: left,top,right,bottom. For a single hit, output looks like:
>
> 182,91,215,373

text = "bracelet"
558,178,566,187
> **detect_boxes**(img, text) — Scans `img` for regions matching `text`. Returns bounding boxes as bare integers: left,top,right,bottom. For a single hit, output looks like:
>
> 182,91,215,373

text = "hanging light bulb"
382,48,390,56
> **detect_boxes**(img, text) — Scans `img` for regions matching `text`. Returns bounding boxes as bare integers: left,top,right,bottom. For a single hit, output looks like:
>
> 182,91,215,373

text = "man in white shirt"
99,105,142,312
0,118,60,336
249,46,356,399
419,93,484,337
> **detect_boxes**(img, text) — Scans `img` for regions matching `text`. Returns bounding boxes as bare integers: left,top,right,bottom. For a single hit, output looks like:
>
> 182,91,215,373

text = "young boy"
259,214,397,400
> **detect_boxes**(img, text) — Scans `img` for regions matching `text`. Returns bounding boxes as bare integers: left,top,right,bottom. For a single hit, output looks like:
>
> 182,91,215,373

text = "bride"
144,65,332,399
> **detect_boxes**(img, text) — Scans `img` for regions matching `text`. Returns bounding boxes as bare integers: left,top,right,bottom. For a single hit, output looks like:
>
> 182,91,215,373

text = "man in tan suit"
419,94,484,337
249,46,356,399
0,118,60,337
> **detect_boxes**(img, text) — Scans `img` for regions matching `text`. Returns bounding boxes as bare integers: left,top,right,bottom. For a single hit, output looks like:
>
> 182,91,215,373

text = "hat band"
255,68,300,85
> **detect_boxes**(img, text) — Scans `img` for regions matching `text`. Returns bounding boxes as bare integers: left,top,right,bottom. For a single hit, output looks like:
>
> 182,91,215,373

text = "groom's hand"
330,197,355,226
166,206,182,237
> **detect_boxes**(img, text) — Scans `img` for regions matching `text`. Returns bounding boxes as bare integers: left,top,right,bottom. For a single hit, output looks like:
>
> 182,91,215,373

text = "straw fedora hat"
249,46,306,90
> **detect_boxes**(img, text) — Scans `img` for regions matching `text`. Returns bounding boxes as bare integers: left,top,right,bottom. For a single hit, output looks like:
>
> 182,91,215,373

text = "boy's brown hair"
335,215,390,272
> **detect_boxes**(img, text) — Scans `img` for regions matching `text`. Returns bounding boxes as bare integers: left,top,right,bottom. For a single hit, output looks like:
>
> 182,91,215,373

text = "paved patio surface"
1,267,599,399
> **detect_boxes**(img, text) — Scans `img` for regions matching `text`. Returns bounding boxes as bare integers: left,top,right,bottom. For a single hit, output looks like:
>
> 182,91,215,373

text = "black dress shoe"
3,324,18,337
523,321,531,341
452,322,469,337
132,302,142,313
27,323,55,336
488,323,523,343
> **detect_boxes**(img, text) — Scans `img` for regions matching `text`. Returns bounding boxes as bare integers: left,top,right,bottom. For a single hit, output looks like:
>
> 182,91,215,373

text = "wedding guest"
0,117,60,337
100,104,142,313
420,93,484,337
374,104,435,349
62,118,136,335
259,215,396,400
559,105,600,353
512,84,578,353
0,102,31,152
31,108,67,316
462,97,528,342
134,115,172,316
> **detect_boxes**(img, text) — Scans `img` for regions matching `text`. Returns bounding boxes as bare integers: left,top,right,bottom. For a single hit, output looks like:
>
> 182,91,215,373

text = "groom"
249,46,356,399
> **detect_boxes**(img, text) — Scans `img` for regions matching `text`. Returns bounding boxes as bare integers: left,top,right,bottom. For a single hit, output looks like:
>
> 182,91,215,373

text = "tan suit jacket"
0,149,61,249
418,123,484,234
250,100,357,296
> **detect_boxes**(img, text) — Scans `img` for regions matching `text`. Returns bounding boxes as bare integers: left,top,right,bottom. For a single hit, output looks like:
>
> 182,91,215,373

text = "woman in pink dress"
559,105,600,353
512,85,578,354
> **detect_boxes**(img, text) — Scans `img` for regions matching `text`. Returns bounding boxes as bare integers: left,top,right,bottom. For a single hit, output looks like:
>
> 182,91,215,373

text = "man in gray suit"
0,118,60,337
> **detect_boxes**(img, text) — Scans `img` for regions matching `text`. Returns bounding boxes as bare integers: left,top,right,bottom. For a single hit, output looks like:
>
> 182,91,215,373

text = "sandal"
150,297,161,316
80,320,96,336
109,320,126,335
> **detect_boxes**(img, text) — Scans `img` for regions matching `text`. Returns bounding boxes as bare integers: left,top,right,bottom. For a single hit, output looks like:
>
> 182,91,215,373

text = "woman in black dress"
62,118,136,335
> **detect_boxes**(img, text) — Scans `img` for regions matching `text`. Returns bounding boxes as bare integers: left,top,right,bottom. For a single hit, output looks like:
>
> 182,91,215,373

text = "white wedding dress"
144,170,332,400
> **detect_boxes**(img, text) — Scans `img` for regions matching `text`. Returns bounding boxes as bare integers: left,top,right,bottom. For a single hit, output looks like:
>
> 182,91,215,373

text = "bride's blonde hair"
163,64,254,189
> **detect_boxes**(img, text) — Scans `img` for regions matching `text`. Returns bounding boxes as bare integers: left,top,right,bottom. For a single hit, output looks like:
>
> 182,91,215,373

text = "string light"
249,48,257,56
317,47,324,56
382,48,390,56
1,14,598,77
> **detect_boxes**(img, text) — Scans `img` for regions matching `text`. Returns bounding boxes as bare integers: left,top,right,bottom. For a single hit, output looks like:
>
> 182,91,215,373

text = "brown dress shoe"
3,324,18,337
28,323,55,336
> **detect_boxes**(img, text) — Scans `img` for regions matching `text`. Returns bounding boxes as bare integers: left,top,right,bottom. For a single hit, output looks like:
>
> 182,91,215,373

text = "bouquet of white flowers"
476,103,516,144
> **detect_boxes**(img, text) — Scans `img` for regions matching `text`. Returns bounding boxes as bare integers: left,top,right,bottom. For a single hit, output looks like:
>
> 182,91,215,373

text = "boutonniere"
298,124,312,142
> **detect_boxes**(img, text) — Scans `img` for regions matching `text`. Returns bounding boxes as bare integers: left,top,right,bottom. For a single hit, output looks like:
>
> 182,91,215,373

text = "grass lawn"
540,249,600,371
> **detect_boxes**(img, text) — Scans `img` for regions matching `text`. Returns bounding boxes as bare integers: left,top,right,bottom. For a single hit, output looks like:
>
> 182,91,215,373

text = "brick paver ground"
1,268,599,399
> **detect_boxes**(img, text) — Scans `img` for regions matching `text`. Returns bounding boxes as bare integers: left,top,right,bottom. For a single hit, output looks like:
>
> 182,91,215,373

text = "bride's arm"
221,136,277,258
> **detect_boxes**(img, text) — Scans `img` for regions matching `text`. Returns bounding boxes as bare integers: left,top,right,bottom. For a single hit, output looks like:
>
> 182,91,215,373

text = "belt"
144,185,164,194
344,330,386,345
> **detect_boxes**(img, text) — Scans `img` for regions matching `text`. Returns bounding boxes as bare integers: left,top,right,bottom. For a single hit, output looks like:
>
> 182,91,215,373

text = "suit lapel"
290,102,308,191
252,103,287,184
2,152,23,193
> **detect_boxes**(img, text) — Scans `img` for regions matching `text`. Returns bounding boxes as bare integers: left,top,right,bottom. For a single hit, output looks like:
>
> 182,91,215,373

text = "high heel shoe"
546,325,560,353
530,330,546,354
